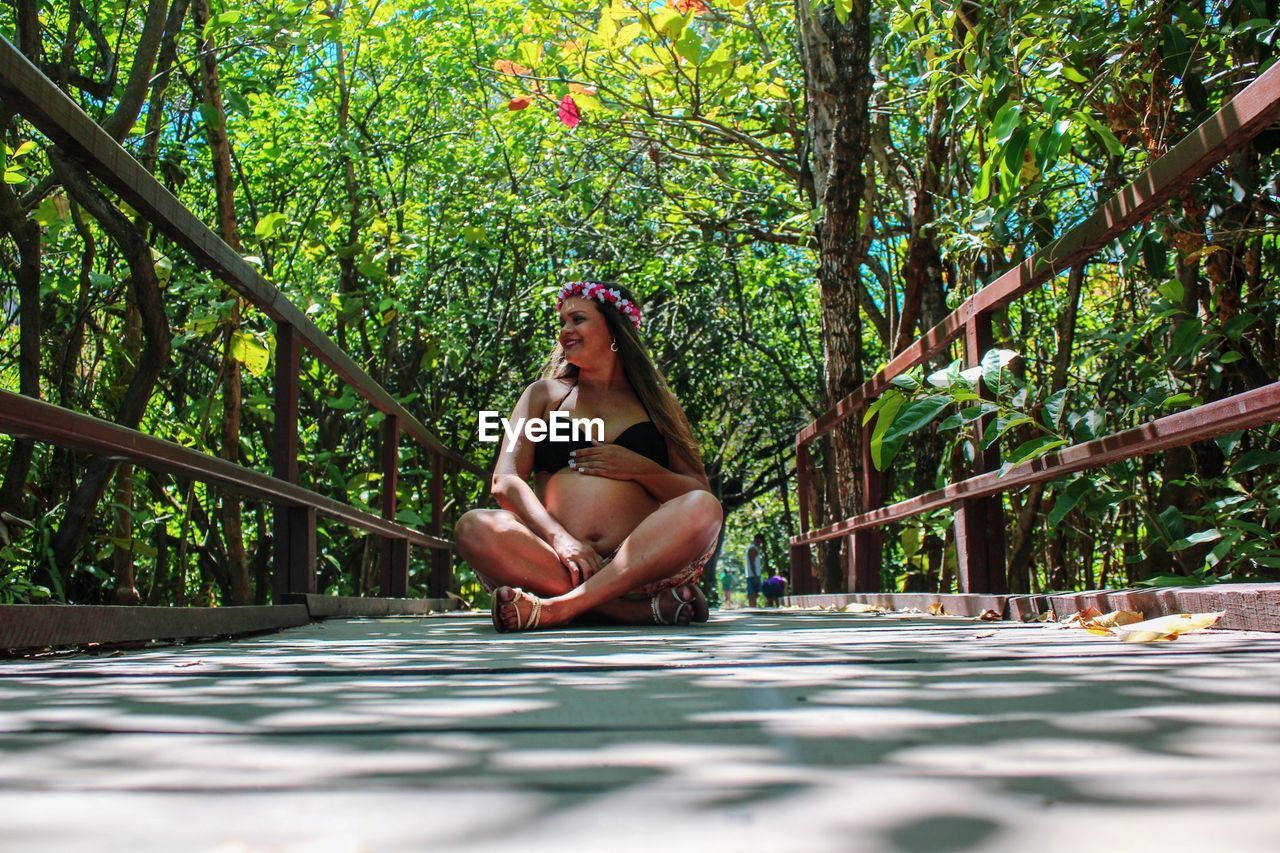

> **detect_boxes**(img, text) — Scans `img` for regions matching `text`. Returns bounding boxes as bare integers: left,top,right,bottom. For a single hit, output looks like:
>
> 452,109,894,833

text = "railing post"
954,311,1008,593
379,414,409,597
790,442,815,594
272,322,316,601
848,407,883,592
428,451,451,598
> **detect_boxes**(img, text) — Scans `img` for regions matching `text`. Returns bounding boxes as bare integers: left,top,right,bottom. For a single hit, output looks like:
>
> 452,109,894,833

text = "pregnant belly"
539,469,660,553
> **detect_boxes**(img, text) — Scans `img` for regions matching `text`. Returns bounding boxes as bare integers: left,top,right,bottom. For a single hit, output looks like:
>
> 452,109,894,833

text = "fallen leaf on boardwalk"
978,609,1001,621
174,660,204,668
1110,611,1225,643
1084,610,1144,629
927,602,945,616
1024,611,1054,623
1055,607,1102,629
841,602,889,614
974,631,997,639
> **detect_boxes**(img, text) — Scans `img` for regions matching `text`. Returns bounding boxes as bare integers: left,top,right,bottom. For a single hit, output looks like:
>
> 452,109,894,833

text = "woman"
455,280,722,632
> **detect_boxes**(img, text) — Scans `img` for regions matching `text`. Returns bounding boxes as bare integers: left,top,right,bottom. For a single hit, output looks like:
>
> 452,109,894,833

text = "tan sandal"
492,587,543,633
650,588,693,626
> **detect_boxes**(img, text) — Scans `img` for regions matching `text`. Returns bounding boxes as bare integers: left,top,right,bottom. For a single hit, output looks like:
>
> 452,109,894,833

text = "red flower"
672,0,709,14
558,94,581,129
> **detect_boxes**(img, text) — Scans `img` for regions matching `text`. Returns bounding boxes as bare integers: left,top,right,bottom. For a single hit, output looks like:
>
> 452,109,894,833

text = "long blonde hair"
541,282,704,474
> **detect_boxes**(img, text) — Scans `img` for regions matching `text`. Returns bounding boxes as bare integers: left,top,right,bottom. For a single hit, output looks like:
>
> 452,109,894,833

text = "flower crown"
556,281,642,330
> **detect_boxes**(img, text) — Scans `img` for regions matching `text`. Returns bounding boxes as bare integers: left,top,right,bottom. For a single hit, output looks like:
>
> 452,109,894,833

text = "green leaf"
1035,118,1071,171
1003,126,1030,174
1160,24,1191,77
1156,278,1183,303
980,348,1018,394
254,211,290,239
1043,388,1068,430
890,373,920,391
991,102,1023,143
1169,529,1222,552
230,330,270,378
1079,112,1124,157
1005,435,1068,466
1047,477,1092,529
868,391,906,470
674,27,702,65
884,396,952,441
863,388,903,426
1161,392,1198,409
1061,65,1088,84
972,157,995,202
984,415,1034,449
651,7,686,38
1167,317,1204,362
1223,313,1256,341
1232,450,1280,473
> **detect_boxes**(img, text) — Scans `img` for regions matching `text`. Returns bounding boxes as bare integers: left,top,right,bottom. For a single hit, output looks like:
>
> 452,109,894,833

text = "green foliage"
1,0,1278,604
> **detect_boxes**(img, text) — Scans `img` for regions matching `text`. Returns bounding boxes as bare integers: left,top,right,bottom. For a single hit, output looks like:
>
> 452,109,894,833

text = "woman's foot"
678,584,709,623
492,587,567,633
650,586,698,626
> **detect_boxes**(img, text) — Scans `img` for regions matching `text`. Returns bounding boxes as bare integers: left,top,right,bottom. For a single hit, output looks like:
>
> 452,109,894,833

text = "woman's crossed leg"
455,490,721,630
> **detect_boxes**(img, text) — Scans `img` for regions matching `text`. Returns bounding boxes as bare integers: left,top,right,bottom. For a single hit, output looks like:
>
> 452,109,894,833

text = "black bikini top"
532,384,670,474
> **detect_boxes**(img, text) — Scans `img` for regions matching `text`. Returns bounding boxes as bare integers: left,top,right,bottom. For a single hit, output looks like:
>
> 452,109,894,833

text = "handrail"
0,36,483,479
793,381,1280,545
0,390,449,549
798,58,1280,448
0,35,476,601
790,60,1280,595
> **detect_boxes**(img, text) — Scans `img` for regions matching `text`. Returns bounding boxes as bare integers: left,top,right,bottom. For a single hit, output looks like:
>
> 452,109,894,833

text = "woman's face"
558,296,614,366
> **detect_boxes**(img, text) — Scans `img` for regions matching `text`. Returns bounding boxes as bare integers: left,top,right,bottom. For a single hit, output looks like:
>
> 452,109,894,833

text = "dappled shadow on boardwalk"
2,612,1280,851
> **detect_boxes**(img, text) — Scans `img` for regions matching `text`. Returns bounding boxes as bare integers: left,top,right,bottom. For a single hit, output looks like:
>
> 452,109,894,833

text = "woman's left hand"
569,443,655,480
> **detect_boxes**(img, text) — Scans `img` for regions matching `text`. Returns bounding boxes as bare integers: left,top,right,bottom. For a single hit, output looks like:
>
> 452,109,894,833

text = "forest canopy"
1,0,1277,606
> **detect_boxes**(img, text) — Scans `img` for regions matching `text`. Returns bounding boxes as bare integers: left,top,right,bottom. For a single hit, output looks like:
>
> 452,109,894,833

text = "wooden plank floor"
3,610,1280,851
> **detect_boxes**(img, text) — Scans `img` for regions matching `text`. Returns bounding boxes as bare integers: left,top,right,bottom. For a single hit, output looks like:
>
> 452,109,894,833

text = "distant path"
2,612,1279,851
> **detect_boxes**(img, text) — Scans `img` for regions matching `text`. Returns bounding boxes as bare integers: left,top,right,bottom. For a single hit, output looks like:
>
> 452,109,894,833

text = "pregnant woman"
455,280,722,632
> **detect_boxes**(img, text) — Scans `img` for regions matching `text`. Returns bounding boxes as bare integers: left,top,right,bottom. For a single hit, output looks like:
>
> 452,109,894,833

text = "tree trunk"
47,152,172,579
0,16,42,519
192,0,250,605
894,90,948,354
795,0,874,593
0,162,42,518
1007,263,1087,590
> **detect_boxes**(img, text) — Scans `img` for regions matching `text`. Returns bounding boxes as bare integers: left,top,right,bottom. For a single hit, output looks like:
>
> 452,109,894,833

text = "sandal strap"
522,593,541,630
650,595,665,625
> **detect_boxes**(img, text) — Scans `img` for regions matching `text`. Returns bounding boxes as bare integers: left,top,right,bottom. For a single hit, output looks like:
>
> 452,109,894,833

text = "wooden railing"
0,36,484,603
791,60,1280,596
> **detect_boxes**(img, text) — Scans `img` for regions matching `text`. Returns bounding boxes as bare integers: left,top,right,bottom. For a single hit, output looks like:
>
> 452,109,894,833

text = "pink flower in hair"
554,280,641,329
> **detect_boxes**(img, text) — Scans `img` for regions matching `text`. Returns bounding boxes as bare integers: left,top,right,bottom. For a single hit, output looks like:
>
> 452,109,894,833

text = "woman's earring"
610,339,619,352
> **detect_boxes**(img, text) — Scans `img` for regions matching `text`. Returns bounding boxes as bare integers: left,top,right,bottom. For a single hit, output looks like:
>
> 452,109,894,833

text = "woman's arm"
568,395,712,503
490,381,603,579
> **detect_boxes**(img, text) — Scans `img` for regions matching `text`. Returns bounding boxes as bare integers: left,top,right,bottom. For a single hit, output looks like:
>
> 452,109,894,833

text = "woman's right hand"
551,533,602,587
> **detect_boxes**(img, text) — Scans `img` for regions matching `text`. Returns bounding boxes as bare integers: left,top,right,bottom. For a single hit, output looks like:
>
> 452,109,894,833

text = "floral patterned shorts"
613,540,716,600
474,540,716,598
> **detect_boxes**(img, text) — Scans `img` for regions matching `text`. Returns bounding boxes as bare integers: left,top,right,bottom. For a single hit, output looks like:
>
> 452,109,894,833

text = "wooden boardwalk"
3,610,1280,851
